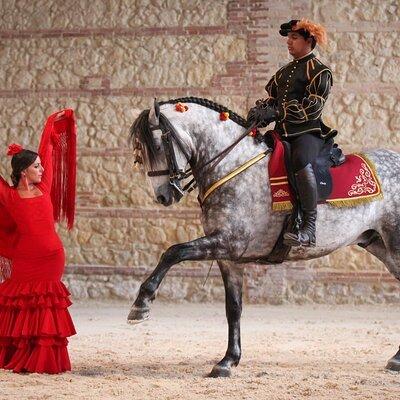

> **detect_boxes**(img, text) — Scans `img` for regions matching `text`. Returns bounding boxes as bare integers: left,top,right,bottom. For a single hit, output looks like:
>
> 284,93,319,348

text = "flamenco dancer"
0,109,77,374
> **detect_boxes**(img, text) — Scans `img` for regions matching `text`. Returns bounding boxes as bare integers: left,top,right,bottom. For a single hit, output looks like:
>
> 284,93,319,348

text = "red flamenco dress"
0,109,77,374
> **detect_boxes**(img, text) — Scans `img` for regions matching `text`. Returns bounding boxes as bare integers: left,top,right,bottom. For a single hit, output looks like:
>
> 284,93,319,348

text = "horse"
127,97,400,377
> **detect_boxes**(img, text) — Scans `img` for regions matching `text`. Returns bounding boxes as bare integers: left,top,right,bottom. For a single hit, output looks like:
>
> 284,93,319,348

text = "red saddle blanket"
268,132,382,211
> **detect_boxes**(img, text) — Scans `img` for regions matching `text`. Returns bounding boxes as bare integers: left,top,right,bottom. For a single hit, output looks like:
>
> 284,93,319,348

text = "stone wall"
0,0,399,302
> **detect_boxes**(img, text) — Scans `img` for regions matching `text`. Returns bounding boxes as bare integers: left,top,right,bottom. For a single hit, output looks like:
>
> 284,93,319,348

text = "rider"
248,19,335,247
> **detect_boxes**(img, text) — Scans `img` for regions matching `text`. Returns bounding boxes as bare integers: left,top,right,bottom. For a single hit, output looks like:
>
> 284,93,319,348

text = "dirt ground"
1,301,400,400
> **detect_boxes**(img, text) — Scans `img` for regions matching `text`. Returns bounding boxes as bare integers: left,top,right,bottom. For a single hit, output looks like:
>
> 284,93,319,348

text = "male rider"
248,19,335,247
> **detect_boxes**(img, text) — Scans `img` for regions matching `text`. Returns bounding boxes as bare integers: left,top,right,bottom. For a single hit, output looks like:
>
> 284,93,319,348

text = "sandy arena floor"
1,301,400,400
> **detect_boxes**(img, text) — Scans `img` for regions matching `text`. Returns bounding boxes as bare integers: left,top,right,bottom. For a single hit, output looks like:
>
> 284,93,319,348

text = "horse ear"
149,98,160,126
154,98,160,118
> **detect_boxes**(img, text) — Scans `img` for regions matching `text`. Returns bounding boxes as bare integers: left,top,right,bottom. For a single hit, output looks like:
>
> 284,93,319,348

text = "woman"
0,109,77,374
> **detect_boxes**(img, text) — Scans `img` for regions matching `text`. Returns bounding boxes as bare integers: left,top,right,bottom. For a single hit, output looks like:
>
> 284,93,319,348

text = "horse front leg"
209,261,244,378
127,233,225,323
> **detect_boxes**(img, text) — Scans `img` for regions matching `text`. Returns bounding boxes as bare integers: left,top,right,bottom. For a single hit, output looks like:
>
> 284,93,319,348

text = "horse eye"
156,145,161,151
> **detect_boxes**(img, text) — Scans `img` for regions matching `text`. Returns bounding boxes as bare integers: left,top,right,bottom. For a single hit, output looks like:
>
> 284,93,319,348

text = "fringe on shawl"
0,257,11,283
39,109,77,230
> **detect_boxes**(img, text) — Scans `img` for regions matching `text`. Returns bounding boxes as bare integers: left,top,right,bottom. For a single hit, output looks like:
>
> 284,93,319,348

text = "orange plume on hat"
294,19,328,48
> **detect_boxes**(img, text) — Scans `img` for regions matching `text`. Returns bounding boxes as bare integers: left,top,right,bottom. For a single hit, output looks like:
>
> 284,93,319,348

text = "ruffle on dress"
0,280,76,374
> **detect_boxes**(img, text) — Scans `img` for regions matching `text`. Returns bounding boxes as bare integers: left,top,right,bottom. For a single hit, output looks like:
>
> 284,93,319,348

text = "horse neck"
192,118,273,213
187,112,267,191
161,103,270,192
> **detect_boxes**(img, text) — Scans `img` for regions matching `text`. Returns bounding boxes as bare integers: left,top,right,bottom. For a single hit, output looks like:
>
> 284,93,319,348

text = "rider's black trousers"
283,133,325,172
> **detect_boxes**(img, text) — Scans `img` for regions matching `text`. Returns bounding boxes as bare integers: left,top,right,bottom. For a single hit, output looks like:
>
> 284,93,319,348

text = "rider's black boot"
284,163,317,247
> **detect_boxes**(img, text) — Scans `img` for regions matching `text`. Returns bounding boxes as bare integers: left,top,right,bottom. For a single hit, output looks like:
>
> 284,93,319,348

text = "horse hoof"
208,365,231,378
127,307,150,324
386,357,400,371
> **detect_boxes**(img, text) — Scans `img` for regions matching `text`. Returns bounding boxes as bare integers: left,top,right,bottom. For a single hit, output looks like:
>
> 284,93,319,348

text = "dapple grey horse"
128,97,400,377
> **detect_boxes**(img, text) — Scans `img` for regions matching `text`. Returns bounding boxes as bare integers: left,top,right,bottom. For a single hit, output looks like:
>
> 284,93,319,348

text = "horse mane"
159,97,248,128
129,97,248,167
129,109,158,168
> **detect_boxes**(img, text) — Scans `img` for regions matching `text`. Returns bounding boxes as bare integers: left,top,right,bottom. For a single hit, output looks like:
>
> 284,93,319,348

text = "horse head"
130,99,192,206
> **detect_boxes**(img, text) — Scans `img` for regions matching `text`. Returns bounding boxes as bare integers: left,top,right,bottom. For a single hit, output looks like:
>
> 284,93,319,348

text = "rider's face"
287,32,312,59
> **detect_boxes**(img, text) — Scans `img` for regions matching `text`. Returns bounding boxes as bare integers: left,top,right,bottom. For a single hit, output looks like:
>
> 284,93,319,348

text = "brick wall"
0,0,399,302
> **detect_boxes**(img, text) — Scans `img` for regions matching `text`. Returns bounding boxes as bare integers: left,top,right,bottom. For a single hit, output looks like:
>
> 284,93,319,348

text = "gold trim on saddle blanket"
200,151,268,204
272,200,293,211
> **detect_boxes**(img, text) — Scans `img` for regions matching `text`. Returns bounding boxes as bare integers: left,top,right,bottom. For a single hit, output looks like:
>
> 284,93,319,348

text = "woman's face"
23,156,44,184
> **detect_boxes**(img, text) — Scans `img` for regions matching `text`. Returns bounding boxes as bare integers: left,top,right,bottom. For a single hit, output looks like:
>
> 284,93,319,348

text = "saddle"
265,135,345,263
283,138,346,202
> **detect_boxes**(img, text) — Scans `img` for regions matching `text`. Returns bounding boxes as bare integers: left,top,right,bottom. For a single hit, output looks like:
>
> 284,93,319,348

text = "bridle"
145,112,261,201
146,113,194,200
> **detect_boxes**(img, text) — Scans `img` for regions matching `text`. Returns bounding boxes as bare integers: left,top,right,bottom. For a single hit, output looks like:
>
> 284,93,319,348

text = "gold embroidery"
309,94,325,102
320,128,334,138
282,127,321,136
270,176,288,181
348,162,377,196
302,106,308,121
283,122,289,136
271,181,289,186
272,201,292,211
309,68,331,88
273,189,290,197
281,102,287,122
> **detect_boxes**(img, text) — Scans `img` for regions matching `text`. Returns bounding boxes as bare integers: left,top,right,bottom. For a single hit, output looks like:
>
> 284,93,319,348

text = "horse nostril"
157,195,166,205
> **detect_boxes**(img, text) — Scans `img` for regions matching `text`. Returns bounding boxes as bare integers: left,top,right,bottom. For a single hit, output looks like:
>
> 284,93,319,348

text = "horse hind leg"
362,228,400,371
209,261,244,378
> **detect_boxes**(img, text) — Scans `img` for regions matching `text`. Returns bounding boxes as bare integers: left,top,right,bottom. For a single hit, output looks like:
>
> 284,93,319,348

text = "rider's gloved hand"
246,102,278,127
246,106,258,125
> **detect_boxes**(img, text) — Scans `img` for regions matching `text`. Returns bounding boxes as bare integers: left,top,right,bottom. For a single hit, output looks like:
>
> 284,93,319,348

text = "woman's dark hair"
10,150,38,187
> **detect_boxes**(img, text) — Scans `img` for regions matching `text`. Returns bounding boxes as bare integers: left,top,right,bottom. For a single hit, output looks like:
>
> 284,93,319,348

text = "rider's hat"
279,19,328,47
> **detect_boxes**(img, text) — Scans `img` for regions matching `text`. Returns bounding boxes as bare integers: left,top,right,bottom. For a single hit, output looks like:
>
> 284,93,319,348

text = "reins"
195,122,258,175
144,110,268,203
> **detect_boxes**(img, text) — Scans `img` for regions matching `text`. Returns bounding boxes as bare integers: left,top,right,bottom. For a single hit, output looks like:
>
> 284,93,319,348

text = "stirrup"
283,231,316,247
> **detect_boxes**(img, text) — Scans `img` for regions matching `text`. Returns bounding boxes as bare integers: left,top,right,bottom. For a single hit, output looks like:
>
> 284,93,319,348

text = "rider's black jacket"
263,52,336,139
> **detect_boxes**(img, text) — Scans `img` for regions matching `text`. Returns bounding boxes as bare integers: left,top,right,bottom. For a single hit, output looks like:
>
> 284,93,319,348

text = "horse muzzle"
156,194,173,206
155,183,174,206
